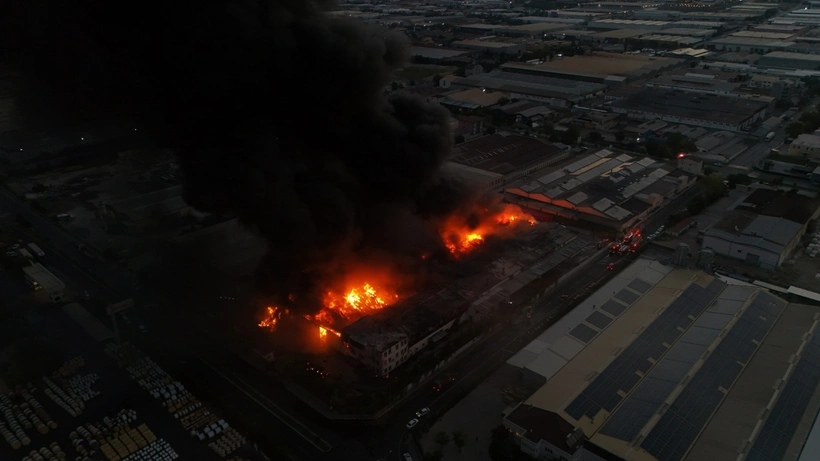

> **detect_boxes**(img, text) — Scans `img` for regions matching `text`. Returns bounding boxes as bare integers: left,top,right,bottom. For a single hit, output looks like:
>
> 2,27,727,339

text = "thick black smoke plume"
2,0,471,304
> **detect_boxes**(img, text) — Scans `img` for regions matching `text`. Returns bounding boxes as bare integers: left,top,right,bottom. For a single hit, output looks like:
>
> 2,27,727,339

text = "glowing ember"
319,326,341,339
309,282,399,339
258,306,285,330
440,203,537,257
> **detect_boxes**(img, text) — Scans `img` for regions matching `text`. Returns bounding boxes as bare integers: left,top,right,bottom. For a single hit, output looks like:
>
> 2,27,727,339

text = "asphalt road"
371,186,703,461
0,187,323,460
730,131,785,168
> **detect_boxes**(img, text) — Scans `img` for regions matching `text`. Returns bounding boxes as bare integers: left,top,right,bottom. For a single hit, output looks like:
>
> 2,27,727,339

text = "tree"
484,126,497,135
426,450,444,461
687,195,708,215
588,131,603,143
434,431,451,450
2,337,63,386
786,122,807,139
560,125,580,145
489,425,520,461
615,131,626,142
702,174,727,202
666,132,685,152
453,430,468,453
454,134,465,144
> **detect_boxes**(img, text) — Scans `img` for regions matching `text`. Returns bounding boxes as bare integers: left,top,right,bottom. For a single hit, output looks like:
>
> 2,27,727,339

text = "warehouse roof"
610,89,769,125
501,52,683,81
506,149,678,223
450,134,564,175
408,46,468,60
761,50,820,62
22,263,65,293
452,70,608,99
510,261,820,461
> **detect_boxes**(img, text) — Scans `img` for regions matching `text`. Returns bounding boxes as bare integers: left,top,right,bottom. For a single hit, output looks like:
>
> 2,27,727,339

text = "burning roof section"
506,149,680,224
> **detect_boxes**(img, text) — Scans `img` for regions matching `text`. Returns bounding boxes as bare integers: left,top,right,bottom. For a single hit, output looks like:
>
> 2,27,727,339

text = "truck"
432,373,456,392
27,243,45,257
765,132,775,142
17,248,34,260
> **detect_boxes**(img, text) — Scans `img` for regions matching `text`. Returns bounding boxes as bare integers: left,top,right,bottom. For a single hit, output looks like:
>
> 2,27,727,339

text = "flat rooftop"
453,70,608,99
22,263,65,292
506,148,679,223
408,46,468,60
501,52,683,81
761,50,820,62
611,89,769,125
513,260,820,461
449,134,564,175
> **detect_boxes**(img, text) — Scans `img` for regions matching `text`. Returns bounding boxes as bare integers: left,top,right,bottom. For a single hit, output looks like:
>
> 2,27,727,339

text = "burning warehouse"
338,286,471,376
298,215,590,377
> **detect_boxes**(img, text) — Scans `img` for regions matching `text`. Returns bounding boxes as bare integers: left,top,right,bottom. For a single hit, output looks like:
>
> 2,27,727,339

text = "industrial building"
758,51,820,70
105,184,191,229
588,19,670,31
444,70,608,107
408,46,469,61
707,37,794,54
505,149,696,229
443,134,569,191
702,188,820,270
609,89,770,131
503,258,820,461
449,40,522,55
22,262,66,303
339,223,588,376
788,133,820,158
501,52,684,84
644,74,741,97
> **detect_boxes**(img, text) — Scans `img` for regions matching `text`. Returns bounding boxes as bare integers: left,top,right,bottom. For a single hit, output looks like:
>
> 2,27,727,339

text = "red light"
677,153,685,159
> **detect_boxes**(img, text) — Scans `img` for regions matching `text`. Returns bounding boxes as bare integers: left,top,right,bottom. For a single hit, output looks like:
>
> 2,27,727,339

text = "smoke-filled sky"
2,0,473,303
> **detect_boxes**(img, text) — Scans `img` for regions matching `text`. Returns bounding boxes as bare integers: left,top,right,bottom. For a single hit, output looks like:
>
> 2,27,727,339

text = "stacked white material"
120,439,178,461
66,374,100,402
207,426,246,457
42,378,83,416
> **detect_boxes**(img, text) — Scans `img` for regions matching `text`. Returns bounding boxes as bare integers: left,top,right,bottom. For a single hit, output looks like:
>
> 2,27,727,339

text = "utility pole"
106,298,134,343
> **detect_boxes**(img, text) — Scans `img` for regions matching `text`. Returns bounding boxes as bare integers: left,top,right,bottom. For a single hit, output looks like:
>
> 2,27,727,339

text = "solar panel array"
745,324,820,461
564,280,725,423
641,292,786,461
601,299,627,317
570,323,599,344
586,311,614,330
600,286,730,442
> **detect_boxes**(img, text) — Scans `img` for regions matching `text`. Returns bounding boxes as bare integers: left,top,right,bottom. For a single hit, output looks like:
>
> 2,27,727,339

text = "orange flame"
440,204,537,257
309,282,399,339
258,306,285,330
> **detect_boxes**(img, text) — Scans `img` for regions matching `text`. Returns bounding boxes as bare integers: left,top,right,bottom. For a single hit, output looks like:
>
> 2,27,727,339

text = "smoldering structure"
2,0,478,312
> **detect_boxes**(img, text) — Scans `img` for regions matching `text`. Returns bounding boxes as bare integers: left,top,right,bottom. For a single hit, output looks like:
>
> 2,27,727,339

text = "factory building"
501,52,684,85
340,222,586,376
609,89,770,131
707,37,794,54
701,188,820,270
450,40,522,56
22,262,66,303
503,258,820,461
588,19,670,31
445,70,608,107
788,133,820,158
442,134,569,191
505,149,696,229
758,51,820,70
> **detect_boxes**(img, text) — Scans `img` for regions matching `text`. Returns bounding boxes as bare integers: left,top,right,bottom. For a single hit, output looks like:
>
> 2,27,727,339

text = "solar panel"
570,324,599,343
648,358,691,384
628,278,652,293
692,311,732,331
707,298,744,315
745,332,820,461
678,326,721,346
641,293,787,460
615,288,640,305
586,311,614,330
564,283,722,424
665,342,704,364
601,299,627,317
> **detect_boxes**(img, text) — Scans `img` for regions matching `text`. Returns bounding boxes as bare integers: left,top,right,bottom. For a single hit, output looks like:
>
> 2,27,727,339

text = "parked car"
416,408,430,418
403,454,413,461
406,419,419,429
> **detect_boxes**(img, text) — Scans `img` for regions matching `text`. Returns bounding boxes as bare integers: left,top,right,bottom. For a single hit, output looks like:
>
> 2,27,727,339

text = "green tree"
435,431,451,450
453,430,468,453
489,425,520,461
687,195,708,215
666,132,685,152
560,125,580,145
426,450,444,461
485,126,497,135
588,131,603,143
702,174,727,202
785,122,807,138
615,131,626,142
454,134,465,144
